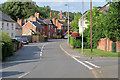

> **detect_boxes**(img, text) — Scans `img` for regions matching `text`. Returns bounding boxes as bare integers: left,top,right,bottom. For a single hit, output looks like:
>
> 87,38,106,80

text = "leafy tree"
70,12,82,32
83,2,120,49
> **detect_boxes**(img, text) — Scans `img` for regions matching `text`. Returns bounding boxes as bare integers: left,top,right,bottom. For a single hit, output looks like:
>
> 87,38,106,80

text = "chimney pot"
60,10,62,19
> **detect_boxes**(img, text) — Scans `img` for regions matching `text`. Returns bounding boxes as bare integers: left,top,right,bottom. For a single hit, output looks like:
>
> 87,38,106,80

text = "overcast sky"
1,0,108,13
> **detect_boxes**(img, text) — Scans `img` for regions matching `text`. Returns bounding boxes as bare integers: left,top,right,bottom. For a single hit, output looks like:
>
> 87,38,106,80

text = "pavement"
60,42,118,60
0,39,119,79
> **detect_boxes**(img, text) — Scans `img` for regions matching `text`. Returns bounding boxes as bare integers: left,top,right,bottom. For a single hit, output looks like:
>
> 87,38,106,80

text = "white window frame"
2,22,4,30
62,26,63,30
7,23,9,30
49,25,50,30
55,28,56,32
12,23,14,30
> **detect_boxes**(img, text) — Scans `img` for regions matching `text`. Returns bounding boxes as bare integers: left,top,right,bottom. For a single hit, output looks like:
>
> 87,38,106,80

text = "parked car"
22,37,29,44
64,34,68,39
12,38,23,47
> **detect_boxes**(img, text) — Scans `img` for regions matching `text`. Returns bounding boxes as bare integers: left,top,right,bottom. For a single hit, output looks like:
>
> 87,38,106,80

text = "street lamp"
81,0,84,54
65,4,69,45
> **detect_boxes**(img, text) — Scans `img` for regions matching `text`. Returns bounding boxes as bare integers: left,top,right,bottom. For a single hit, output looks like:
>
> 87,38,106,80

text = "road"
1,39,119,79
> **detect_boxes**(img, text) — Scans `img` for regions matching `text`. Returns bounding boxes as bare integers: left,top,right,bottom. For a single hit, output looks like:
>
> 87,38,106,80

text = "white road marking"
84,61,100,68
72,57,93,70
40,53,42,57
18,72,30,78
0,77,2,80
39,43,48,57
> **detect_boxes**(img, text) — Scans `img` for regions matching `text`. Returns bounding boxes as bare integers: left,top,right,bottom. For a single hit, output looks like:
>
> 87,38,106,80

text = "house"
16,21,22,37
52,10,68,37
79,3,110,34
22,21,44,35
0,11,17,38
79,10,89,34
21,12,57,39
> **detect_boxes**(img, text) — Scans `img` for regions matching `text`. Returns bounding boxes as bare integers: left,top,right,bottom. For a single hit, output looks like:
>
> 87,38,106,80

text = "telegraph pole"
90,0,92,52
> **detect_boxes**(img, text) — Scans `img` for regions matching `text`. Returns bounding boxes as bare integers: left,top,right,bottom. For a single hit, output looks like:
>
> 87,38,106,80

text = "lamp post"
82,0,84,54
65,4,69,45
90,0,92,52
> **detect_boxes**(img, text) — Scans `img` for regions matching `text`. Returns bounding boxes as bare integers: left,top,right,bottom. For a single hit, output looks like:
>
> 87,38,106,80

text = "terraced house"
20,12,57,39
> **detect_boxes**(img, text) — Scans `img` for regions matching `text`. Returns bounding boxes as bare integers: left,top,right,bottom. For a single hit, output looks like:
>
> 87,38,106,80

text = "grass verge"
75,48,120,57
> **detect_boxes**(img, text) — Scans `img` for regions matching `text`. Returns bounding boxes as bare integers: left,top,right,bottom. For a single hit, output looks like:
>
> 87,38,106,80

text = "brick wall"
97,38,120,52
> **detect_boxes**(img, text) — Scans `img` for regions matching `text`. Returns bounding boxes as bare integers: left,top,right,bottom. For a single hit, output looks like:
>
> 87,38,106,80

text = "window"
11,33,13,37
55,28,56,32
7,23,9,30
49,25,50,30
49,32,50,38
62,27,63,30
2,23,4,30
41,28,42,32
51,25,53,30
12,23,14,30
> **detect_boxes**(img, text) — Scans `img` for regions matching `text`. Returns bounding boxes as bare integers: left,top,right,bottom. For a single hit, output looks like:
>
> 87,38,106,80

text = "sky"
0,0,108,13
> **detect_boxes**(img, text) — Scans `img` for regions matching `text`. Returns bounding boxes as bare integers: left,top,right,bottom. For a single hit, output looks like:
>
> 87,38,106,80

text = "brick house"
22,21,44,35
20,12,57,39
52,10,68,37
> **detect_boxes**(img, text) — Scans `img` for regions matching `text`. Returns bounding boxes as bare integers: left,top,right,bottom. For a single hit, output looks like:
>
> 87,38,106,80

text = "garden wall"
97,38,120,52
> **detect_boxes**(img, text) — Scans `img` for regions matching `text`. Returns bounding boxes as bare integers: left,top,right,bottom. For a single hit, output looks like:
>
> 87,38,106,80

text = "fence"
97,38,120,53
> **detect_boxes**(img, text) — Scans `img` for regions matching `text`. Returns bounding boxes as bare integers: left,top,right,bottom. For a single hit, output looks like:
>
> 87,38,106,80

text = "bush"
1,32,13,61
76,39,81,48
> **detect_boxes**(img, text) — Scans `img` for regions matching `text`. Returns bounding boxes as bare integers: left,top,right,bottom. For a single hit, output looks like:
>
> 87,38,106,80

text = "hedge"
69,36,81,48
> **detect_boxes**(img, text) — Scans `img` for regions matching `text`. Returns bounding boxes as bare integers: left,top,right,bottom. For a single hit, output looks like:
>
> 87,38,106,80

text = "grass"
75,48,120,57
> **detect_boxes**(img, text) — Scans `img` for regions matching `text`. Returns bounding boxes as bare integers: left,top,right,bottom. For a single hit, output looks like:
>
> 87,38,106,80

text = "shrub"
76,39,81,48
1,32,13,61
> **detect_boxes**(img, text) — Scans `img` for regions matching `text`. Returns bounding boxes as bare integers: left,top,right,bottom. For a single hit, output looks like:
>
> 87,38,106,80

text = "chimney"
50,11,52,19
33,17,37,22
60,10,62,19
17,18,22,26
66,12,68,17
37,13,40,18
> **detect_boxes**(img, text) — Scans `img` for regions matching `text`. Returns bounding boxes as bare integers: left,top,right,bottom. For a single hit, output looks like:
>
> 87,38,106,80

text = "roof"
43,19,54,25
30,21,44,28
58,20,68,26
98,3,110,11
79,10,90,20
22,21,44,28
0,11,16,22
36,18,45,24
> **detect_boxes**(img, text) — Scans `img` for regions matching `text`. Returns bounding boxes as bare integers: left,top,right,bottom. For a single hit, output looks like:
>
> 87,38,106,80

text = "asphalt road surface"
1,39,119,78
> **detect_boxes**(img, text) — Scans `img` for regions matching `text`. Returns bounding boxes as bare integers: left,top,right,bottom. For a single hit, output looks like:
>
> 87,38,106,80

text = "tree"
70,12,82,32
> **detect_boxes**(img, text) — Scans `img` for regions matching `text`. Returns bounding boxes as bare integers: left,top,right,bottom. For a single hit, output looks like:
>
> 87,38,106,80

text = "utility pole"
90,0,92,52
65,4,69,45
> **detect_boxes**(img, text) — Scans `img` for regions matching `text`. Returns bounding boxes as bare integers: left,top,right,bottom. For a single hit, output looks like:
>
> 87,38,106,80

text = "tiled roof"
30,21,44,28
58,20,68,26
36,18,45,24
0,11,16,22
